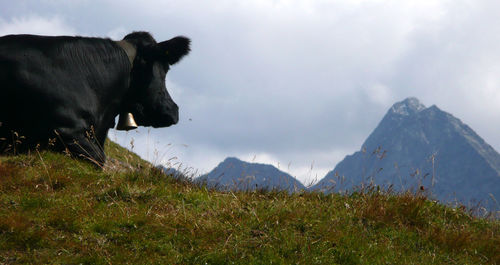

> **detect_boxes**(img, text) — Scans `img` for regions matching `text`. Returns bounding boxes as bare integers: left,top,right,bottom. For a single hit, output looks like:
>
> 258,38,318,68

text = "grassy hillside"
0,142,499,264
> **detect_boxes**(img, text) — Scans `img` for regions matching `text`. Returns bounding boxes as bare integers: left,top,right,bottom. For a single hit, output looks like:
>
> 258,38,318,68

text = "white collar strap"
116,40,137,66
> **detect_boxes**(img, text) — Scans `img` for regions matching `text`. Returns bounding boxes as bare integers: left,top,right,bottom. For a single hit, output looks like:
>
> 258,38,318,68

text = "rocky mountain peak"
389,97,426,116
222,157,243,164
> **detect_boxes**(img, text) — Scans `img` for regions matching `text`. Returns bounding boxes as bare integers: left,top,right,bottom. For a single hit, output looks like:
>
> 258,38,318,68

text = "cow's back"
0,34,128,96
0,34,130,150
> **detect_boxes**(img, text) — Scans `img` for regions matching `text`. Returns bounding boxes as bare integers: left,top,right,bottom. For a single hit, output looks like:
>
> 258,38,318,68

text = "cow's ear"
157,36,191,65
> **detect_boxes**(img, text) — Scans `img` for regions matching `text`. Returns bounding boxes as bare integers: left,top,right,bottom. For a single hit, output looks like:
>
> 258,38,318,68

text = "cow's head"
121,32,190,128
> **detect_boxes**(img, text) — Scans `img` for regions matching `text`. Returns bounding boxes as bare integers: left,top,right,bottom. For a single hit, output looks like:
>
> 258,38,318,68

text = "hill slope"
0,141,498,264
312,98,500,208
197,157,306,192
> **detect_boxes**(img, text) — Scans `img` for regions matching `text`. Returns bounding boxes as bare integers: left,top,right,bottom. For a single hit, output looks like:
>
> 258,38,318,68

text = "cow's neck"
114,40,139,131
116,40,136,66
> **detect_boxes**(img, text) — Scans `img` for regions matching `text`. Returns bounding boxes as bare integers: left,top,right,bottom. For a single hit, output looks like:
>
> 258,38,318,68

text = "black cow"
0,32,190,165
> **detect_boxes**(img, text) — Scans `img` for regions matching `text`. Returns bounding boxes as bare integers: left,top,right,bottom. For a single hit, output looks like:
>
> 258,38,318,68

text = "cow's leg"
95,127,109,152
55,127,106,167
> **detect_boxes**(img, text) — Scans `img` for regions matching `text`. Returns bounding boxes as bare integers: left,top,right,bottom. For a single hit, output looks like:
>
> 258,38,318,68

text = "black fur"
0,32,191,165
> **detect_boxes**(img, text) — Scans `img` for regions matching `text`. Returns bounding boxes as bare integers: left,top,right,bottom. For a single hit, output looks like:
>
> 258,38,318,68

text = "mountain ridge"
197,97,499,209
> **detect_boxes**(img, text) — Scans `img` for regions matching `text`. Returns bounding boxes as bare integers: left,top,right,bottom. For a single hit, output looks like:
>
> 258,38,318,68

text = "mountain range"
197,98,500,207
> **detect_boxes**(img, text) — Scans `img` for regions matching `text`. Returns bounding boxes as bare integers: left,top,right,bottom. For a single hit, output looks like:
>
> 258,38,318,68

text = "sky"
1,0,499,185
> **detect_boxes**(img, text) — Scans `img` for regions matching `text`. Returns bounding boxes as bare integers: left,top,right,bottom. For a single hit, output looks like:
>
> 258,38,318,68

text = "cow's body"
0,32,190,165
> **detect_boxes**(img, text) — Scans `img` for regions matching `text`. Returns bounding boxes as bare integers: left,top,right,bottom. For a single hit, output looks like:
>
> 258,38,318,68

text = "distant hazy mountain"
311,97,500,207
197,157,306,192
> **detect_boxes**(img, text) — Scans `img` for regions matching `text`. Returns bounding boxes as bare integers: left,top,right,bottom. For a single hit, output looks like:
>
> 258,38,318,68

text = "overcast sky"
2,0,499,185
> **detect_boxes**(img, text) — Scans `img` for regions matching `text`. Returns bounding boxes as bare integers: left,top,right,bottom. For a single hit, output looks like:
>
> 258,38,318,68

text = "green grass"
0,142,498,264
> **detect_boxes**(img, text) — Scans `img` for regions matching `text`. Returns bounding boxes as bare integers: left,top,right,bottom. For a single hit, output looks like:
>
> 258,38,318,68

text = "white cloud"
0,16,76,36
364,83,394,106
